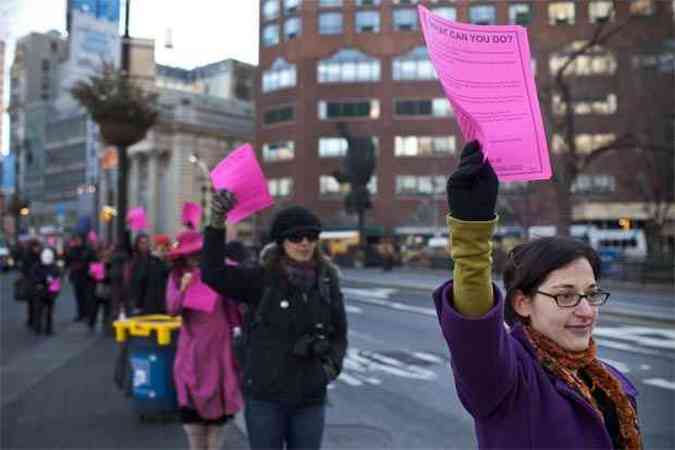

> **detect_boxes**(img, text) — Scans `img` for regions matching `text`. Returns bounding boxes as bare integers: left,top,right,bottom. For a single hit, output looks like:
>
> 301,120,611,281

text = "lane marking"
639,364,651,371
600,358,630,373
345,305,363,314
643,378,675,391
412,352,445,364
595,339,659,356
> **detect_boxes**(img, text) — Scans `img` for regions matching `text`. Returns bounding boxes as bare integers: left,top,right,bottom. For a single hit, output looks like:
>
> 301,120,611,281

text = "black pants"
33,296,54,334
71,276,89,320
89,297,112,331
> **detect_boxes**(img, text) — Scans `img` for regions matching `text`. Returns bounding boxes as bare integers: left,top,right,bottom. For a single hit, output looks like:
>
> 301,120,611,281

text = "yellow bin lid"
113,314,182,346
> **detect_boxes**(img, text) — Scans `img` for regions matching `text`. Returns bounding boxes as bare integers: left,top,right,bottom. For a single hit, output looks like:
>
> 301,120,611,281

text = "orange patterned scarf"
523,325,642,450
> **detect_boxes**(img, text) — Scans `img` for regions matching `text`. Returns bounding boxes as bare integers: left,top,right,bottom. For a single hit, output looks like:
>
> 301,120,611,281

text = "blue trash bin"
114,315,181,418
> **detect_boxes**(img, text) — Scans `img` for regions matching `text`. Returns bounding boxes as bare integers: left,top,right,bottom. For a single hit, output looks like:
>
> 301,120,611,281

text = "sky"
0,0,261,155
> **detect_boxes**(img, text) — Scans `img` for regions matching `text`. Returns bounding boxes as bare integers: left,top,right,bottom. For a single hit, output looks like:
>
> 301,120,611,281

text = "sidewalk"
1,289,249,449
341,267,675,324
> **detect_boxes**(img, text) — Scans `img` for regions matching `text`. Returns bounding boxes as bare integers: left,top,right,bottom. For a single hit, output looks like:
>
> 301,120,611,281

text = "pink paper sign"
181,202,202,229
48,277,61,294
126,207,147,231
210,144,274,224
418,6,551,182
87,230,98,244
89,262,105,281
184,280,219,313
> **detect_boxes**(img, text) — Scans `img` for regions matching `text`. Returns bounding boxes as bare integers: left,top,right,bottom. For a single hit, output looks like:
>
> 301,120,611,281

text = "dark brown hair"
503,237,601,325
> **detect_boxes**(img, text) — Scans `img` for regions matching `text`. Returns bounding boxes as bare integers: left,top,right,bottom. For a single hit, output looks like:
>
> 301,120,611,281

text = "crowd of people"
7,139,642,450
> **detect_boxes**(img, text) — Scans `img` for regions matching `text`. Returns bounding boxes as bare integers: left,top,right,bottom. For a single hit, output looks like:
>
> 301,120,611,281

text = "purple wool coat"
433,281,639,450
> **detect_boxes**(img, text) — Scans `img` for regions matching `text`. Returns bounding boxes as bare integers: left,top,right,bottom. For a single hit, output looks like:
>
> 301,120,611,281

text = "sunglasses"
286,232,320,243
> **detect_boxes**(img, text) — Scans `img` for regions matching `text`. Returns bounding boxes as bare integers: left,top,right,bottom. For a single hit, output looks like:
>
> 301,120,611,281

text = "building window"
318,99,381,119
268,178,294,197
395,136,456,157
264,105,295,125
262,0,279,20
629,0,655,15
263,141,295,161
317,48,380,83
589,1,615,23
549,2,575,25
396,175,446,195
355,0,381,6
320,175,378,196
355,11,380,32
571,175,616,194
394,98,453,117
552,93,618,116
509,4,533,25
393,0,419,4
284,0,301,14
549,42,618,76
284,17,302,40
432,7,457,21
393,46,436,81
319,137,348,157
469,5,496,25
319,12,343,35
262,58,297,92
552,133,616,154
262,24,279,47
393,8,418,31
319,0,343,7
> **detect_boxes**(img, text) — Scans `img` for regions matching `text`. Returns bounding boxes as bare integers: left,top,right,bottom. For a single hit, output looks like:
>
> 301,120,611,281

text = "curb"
342,276,675,325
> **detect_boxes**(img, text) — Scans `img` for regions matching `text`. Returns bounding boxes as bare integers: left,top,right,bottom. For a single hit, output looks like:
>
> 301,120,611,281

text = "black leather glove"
209,189,238,229
446,140,498,221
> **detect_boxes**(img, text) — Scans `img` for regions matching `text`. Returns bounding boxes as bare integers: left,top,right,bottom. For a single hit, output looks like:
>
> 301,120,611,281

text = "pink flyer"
418,5,551,182
210,144,274,224
184,281,218,313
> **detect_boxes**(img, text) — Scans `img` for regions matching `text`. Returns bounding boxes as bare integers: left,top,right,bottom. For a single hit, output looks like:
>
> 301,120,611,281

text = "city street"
2,271,674,449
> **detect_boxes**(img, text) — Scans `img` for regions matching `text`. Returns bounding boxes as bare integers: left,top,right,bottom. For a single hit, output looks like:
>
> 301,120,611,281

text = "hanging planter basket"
98,120,149,147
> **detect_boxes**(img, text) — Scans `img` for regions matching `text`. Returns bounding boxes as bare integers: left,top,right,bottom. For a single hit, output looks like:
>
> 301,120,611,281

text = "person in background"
29,247,61,335
110,232,132,320
129,233,169,315
201,192,348,450
65,235,94,322
88,244,113,334
20,240,43,328
166,230,243,450
433,141,641,449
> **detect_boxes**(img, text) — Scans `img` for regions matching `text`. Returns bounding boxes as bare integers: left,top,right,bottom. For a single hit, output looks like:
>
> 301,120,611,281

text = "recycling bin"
113,315,182,418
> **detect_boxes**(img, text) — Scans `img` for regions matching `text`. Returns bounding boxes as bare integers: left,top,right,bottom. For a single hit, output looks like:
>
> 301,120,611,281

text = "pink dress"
166,268,243,419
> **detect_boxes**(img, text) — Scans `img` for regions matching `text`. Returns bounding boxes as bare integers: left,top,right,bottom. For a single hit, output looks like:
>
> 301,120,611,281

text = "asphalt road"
1,272,673,449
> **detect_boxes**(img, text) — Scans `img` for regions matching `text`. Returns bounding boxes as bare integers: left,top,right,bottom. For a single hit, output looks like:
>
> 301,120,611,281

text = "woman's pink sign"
48,278,61,294
184,281,218,313
89,262,105,281
126,207,147,231
181,202,202,229
209,144,274,224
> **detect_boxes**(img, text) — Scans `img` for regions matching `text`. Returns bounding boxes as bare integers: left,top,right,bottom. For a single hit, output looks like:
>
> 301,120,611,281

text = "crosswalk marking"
643,378,675,391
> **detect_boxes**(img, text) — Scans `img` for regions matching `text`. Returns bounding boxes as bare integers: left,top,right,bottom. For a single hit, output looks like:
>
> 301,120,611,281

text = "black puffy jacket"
201,227,348,407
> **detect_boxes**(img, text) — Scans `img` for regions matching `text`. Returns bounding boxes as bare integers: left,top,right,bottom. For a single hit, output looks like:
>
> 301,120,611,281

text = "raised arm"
200,190,263,302
433,141,518,418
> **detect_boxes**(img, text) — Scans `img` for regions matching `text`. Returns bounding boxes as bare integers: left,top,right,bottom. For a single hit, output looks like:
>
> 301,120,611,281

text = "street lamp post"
115,0,132,244
189,154,212,227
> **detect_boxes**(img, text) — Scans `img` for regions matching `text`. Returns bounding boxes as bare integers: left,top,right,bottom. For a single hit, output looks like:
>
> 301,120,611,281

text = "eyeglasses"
536,290,610,308
286,232,320,244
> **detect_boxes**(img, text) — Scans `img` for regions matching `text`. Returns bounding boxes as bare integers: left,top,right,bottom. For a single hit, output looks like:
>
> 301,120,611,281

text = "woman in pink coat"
166,230,243,450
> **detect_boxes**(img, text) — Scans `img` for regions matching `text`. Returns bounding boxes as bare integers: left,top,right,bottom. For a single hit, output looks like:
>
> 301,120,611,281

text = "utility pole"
116,0,131,244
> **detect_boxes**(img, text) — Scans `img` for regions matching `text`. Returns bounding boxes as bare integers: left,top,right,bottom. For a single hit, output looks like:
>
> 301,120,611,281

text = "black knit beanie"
270,206,322,242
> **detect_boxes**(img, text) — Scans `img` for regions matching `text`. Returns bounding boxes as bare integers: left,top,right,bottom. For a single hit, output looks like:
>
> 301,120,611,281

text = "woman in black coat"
200,191,347,450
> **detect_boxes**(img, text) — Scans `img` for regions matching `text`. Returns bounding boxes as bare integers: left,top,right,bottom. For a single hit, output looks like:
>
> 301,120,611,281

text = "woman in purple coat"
435,141,642,449
166,230,243,450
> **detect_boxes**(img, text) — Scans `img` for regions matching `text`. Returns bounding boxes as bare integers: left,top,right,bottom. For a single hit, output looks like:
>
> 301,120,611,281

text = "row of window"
267,174,449,198
502,174,617,194
262,1,658,46
263,98,453,125
261,43,618,93
263,0,387,22
262,135,457,161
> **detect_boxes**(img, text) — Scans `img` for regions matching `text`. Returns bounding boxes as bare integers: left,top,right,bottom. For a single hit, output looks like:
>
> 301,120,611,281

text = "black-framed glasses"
286,231,320,244
535,290,610,308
